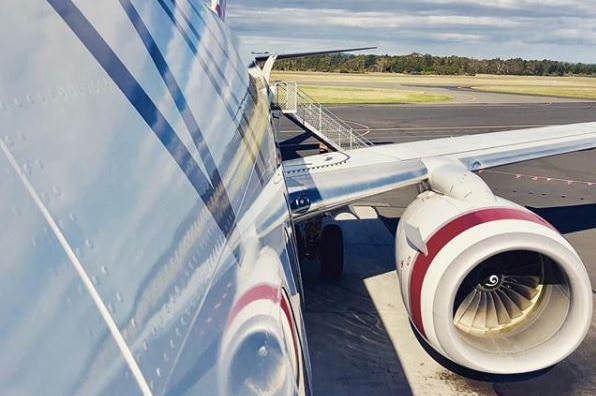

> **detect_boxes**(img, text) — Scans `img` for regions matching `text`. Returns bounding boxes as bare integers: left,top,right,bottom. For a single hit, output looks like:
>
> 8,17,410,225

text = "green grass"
471,86,596,99
300,84,452,104
273,71,596,87
272,71,596,100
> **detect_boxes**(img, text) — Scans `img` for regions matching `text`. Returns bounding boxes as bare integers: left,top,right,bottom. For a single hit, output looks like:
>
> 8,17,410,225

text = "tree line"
274,53,596,76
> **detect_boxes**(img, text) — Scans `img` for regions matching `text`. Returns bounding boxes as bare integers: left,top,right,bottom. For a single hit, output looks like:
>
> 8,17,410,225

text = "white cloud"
423,0,595,13
229,7,520,28
227,1,596,63
431,33,486,43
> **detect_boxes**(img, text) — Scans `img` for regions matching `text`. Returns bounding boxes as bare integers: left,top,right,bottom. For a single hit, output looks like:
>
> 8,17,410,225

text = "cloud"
227,1,596,63
424,0,595,14
230,7,520,29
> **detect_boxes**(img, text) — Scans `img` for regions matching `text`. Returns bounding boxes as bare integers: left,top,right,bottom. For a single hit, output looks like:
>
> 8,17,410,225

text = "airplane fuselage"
1,1,307,394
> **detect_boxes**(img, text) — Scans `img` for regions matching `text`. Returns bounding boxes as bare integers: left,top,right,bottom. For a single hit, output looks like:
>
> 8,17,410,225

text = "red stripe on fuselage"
280,289,301,383
409,207,555,338
227,284,301,380
228,284,280,324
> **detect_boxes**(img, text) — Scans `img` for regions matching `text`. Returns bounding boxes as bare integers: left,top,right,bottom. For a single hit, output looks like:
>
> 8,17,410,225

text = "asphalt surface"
279,102,596,158
285,100,596,395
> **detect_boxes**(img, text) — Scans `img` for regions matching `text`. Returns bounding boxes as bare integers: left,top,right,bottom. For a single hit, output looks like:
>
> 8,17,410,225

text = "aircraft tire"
318,224,344,281
295,225,306,262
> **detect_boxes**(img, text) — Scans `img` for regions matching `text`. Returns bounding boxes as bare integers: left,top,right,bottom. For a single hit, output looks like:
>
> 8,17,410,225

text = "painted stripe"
169,0,251,107
165,0,254,114
183,0,246,77
119,0,240,233
1,139,153,396
154,0,241,109
409,207,555,338
121,0,224,176
227,284,280,323
155,0,267,184
47,0,237,238
179,1,271,180
227,284,301,383
280,288,301,384
173,0,247,90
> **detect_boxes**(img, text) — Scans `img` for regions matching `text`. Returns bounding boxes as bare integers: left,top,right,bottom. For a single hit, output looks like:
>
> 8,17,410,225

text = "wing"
252,46,377,63
284,122,596,219
255,47,377,81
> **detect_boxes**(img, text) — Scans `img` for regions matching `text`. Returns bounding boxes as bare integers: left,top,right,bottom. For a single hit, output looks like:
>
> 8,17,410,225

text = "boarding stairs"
272,81,373,151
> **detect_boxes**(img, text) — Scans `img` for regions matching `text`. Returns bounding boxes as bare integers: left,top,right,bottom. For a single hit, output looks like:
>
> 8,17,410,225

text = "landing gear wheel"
318,224,344,281
295,225,306,262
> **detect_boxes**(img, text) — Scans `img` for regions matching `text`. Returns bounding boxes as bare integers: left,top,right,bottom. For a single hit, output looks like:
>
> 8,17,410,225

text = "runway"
284,101,596,395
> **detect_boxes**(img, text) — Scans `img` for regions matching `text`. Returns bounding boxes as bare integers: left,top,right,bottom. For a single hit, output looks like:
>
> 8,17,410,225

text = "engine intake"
453,250,570,353
396,161,592,374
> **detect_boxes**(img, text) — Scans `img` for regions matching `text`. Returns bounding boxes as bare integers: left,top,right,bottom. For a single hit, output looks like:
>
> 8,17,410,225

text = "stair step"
273,81,373,151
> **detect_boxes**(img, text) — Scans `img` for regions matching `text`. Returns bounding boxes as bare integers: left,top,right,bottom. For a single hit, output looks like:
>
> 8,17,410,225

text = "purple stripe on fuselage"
47,0,237,239
153,0,267,184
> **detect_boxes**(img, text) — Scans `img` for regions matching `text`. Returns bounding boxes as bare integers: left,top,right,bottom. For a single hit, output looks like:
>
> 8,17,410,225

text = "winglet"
210,0,227,21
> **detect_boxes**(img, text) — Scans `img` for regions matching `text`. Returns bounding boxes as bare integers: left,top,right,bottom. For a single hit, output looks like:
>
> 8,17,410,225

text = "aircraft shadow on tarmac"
300,203,596,394
280,133,322,159
299,216,414,395
529,203,596,234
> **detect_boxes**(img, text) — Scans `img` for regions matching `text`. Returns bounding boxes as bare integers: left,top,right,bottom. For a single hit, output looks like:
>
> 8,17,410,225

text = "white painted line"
1,140,153,396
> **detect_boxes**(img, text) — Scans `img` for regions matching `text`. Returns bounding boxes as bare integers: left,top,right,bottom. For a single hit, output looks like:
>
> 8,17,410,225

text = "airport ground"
280,93,596,395
272,72,596,103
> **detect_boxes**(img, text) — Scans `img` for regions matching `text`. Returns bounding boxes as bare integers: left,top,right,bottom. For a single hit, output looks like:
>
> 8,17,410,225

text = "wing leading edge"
284,122,596,220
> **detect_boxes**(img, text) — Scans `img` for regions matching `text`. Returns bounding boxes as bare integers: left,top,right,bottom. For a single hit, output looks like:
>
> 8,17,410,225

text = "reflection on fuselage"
0,1,303,395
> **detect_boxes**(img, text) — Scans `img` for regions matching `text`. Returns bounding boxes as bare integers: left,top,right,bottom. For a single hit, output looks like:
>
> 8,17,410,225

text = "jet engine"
395,159,592,374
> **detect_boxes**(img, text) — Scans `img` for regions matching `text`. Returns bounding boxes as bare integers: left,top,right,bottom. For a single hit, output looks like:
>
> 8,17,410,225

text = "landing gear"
294,225,306,262
295,215,345,281
318,224,344,281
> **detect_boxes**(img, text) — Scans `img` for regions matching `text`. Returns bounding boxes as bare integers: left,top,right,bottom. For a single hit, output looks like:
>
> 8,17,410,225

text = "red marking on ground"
483,170,595,186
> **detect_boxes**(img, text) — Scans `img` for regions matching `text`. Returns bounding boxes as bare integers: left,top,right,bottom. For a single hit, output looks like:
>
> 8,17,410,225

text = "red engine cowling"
396,161,592,374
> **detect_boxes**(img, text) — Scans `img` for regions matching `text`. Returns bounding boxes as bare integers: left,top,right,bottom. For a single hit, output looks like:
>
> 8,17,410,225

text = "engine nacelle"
396,162,592,374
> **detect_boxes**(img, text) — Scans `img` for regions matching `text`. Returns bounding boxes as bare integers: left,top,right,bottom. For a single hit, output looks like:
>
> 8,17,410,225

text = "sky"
226,0,596,64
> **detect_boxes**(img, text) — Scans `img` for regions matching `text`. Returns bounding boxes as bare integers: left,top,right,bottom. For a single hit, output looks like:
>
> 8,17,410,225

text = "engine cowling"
396,161,592,374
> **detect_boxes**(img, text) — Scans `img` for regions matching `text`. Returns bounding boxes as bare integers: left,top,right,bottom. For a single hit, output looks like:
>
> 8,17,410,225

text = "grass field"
272,71,596,103
299,85,451,104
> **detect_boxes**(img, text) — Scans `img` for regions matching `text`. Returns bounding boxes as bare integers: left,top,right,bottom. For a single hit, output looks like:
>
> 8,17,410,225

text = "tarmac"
282,94,596,395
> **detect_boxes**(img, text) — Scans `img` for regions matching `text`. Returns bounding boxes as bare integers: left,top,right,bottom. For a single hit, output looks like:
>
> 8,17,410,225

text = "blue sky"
226,1,596,63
